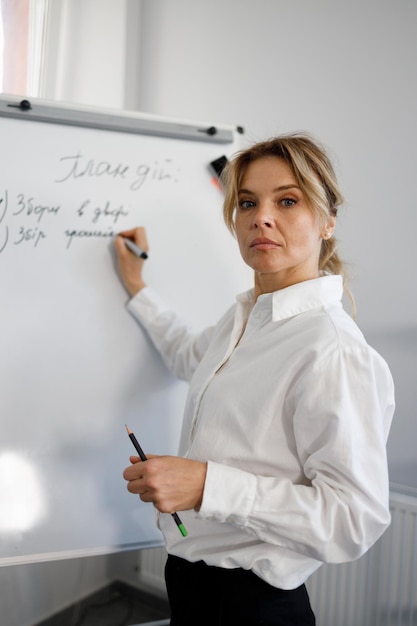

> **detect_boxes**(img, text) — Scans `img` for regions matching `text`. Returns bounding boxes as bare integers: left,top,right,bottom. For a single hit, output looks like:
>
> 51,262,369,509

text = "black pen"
125,425,188,537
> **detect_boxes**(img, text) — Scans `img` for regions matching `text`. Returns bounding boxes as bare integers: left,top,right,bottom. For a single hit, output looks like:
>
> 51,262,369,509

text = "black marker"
125,425,188,537
210,155,228,179
122,237,148,259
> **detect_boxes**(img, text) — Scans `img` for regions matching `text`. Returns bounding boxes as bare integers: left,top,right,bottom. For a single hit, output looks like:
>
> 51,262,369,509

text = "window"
0,0,47,96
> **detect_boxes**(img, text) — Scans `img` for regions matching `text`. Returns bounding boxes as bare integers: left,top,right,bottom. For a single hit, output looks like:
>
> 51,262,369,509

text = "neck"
254,269,320,300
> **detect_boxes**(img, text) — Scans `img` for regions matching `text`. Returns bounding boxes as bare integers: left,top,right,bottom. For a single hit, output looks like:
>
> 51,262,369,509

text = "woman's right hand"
114,226,149,297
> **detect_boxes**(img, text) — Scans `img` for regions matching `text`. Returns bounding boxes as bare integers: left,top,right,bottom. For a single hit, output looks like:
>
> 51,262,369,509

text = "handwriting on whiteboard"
0,153,181,255
54,153,179,191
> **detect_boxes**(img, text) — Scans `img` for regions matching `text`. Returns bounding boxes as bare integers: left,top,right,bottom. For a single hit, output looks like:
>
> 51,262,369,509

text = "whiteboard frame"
0,95,240,143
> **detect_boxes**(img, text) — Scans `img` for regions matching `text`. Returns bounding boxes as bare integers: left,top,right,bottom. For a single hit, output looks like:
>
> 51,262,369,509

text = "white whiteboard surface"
0,97,250,565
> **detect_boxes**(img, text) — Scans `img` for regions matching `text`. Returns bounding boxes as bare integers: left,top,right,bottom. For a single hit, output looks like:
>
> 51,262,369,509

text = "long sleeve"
127,287,215,382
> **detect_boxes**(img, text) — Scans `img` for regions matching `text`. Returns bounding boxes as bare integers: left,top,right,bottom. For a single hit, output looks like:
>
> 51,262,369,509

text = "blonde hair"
222,133,354,311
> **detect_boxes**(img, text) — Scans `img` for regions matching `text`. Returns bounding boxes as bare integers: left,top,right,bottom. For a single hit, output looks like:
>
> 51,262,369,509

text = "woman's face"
235,156,333,294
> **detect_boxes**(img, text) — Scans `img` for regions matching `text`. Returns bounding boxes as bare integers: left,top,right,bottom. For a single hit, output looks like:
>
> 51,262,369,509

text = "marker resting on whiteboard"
125,425,188,538
122,237,148,259
209,156,229,192
210,155,228,179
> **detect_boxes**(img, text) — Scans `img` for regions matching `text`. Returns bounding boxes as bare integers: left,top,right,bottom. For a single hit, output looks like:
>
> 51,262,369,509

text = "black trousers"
165,555,316,626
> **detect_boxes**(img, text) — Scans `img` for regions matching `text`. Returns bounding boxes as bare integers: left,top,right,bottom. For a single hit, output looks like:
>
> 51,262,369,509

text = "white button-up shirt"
127,275,395,589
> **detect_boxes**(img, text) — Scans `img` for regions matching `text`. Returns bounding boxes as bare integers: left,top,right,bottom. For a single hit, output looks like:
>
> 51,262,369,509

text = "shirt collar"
236,275,344,323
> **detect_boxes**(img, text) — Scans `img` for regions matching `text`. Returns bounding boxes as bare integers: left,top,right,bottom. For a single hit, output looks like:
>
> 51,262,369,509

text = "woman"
116,133,394,626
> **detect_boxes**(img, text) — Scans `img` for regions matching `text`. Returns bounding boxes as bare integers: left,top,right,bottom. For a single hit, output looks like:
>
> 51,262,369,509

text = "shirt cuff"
197,461,257,526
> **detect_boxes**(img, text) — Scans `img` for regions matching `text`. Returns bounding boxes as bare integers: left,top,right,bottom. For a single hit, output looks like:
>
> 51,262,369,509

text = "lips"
250,237,280,250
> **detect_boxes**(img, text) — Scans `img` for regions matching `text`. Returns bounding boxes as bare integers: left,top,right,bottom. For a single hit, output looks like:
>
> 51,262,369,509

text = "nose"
252,202,273,228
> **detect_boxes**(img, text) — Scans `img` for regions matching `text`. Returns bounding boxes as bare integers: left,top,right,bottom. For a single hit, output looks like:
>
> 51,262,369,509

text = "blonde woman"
116,134,394,626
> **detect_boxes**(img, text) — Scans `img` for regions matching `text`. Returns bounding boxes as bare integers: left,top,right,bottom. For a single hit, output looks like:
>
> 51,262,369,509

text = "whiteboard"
0,96,251,565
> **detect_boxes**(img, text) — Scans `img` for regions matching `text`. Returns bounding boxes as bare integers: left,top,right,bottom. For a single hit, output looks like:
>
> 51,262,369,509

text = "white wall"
1,1,416,624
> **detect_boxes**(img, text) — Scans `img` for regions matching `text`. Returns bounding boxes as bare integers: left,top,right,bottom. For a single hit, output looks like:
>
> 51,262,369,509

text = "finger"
123,461,143,481
139,491,154,503
117,227,149,252
117,227,140,239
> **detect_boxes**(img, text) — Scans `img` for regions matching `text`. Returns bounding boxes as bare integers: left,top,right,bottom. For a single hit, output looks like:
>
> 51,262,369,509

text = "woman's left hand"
123,454,207,513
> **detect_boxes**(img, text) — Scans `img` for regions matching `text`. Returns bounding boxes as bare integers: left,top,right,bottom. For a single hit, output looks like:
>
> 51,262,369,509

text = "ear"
322,215,336,239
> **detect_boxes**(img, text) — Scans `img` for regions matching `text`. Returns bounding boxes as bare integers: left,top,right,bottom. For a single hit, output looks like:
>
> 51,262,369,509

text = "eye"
280,197,297,207
238,199,256,209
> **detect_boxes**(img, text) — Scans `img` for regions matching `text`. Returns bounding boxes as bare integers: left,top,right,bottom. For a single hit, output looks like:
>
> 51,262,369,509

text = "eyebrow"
238,184,301,194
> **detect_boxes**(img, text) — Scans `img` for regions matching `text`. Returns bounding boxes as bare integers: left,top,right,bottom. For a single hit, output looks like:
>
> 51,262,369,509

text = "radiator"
138,488,417,625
